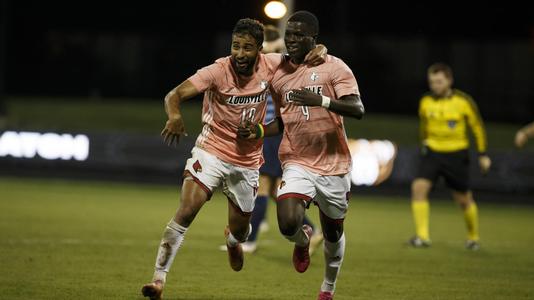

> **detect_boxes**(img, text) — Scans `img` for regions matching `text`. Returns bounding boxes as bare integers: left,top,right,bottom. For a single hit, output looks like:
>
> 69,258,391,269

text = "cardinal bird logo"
193,160,202,173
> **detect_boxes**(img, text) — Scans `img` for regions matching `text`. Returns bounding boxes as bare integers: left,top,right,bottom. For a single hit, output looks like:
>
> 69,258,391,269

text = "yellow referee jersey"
418,89,487,153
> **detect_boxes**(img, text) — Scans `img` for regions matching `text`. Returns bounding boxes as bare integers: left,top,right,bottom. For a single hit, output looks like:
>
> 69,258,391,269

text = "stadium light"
264,1,287,19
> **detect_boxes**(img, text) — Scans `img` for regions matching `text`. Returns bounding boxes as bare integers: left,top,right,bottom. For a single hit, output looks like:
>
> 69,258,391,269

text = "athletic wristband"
255,123,265,139
321,95,331,108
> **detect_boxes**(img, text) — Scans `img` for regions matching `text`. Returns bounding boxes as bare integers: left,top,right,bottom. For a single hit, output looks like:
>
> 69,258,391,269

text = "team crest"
260,80,268,89
310,72,319,81
447,120,457,129
192,160,202,173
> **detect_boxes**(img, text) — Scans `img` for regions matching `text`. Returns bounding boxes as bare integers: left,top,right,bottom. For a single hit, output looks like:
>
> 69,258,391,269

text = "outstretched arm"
515,121,534,148
288,89,365,119
161,80,200,146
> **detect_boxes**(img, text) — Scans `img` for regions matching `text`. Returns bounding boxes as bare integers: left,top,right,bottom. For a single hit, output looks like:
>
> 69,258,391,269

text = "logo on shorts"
310,72,319,81
193,160,202,173
279,180,286,190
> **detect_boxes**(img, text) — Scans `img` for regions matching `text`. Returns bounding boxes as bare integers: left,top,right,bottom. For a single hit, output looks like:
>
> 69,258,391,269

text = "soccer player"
238,11,364,300
239,24,324,254
515,121,534,148
141,19,326,300
409,63,491,250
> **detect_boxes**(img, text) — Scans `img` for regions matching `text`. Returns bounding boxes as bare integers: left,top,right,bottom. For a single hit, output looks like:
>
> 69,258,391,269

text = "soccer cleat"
141,280,163,300
293,224,313,273
408,236,432,248
465,240,480,251
317,291,334,300
224,226,244,271
309,229,324,256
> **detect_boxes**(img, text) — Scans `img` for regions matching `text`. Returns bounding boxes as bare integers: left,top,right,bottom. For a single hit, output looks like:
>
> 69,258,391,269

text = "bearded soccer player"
409,63,491,250
141,19,326,300
238,11,364,300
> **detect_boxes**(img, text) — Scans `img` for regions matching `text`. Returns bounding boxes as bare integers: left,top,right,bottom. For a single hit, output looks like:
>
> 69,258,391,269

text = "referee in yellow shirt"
409,63,491,250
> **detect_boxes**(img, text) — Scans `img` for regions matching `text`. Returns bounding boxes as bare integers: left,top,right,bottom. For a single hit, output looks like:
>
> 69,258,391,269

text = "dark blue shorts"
259,134,283,178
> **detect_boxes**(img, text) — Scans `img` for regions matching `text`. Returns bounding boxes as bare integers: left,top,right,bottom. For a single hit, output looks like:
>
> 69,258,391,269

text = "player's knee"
323,229,342,243
278,217,299,237
412,179,430,200
454,191,473,209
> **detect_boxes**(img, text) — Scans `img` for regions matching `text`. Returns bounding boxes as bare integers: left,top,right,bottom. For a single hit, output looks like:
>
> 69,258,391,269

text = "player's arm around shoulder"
161,80,200,147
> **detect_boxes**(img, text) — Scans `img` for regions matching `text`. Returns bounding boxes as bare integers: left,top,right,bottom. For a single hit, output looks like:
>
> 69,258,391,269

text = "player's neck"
434,88,453,98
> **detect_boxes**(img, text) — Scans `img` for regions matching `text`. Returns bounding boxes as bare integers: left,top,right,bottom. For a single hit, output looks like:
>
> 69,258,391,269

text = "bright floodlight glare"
264,1,287,19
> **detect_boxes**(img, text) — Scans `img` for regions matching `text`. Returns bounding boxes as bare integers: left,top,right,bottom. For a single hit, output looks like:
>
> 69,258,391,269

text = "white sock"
152,220,188,283
227,224,252,247
285,226,310,247
321,233,345,293
226,231,239,247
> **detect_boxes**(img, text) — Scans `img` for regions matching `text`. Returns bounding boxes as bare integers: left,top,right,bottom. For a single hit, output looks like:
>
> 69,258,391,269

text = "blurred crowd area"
0,1,533,123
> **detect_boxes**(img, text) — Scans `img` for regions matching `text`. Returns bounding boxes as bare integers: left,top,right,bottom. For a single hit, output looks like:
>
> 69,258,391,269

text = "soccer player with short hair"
141,18,326,300
239,11,364,300
409,63,491,250
237,24,324,254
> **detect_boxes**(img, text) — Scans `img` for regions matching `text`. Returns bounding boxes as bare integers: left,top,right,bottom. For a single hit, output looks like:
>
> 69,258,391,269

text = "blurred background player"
514,122,534,148
239,11,365,300
410,63,491,250
235,24,324,254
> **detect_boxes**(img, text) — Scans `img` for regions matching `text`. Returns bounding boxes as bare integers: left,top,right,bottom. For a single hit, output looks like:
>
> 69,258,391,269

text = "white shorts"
184,147,259,214
277,164,351,220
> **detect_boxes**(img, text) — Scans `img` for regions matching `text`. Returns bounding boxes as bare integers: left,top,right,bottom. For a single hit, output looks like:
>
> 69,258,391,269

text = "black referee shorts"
416,147,470,192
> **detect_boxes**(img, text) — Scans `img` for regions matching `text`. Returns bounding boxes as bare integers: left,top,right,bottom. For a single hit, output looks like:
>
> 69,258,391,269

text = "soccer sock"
285,225,310,247
226,223,252,247
321,233,346,293
248,195,268,242
302,215,315,233
152,220,188,283
464,202,480,241
411,200,430,240
226,230,240,247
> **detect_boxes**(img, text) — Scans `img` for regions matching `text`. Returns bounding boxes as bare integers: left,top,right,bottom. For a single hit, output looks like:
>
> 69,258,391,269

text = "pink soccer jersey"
270,55,360,175
188,53,282,169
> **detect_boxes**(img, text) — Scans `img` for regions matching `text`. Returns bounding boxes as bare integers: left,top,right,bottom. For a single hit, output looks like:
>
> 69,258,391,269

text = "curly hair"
232,18,264,47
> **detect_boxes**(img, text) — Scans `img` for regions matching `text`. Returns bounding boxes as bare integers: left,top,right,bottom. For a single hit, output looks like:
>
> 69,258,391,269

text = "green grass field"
1,177,533,299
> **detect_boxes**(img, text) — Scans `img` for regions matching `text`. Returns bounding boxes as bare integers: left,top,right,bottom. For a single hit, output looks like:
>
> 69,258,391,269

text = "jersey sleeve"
188,62,225,93
269,86,283,118
464,96,488,153
331,60,360,98
418,97,428,144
